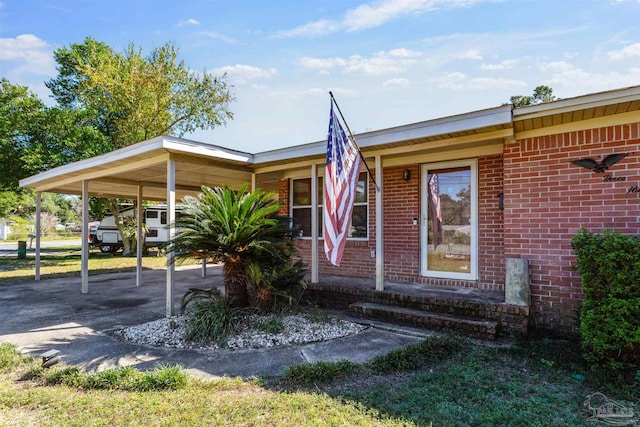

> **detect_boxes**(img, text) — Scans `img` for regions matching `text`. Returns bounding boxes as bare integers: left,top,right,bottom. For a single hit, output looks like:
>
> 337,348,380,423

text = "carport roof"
19,136,255,201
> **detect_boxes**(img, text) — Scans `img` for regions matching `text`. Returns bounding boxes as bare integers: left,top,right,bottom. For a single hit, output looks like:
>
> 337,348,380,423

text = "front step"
350,302,498,340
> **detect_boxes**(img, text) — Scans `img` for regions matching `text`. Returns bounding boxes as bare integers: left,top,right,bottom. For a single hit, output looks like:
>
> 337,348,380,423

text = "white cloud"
297,48,422,75
433,72,525,90
465,77,526,90
388,47,422,58
435,71,467,89
296,57,347,70
297,88,326,96
481,59,519,70
275,20,340,38
327,87,358,97
456,49,483,60
537,61,575,73
199,31,239,44
210,64,277,84
276,0,486,38
382,77,410,87
296,87,357,98
607,42,640,60
0,34,55,76
177,18,200,27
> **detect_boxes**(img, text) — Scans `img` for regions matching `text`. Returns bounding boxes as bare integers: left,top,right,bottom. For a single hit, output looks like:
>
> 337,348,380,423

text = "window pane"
426,167,471,274
349,204,368,238
292,208,311,237
292,208,324,238
354,172,367,203
293,178,311,206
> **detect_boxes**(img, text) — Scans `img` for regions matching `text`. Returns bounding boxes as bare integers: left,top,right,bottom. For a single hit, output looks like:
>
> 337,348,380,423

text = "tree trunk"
223,257,249,307
107,200,129,254
107,199,141,256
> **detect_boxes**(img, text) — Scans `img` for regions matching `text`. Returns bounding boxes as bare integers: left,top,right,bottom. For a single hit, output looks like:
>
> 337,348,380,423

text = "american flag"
323,104,362,266
428,174,443,250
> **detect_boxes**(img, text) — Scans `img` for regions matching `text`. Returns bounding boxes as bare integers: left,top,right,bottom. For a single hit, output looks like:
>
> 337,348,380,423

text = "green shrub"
43,364,188,391
572,228,640,371
180,286,223,312
283,360,361,385
246,254,307,312
0,343,32,372
255,315,284,334
185,298,246,344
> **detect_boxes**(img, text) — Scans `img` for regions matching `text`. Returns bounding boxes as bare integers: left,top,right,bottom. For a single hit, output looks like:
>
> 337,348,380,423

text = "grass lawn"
1,337,638,426
0,246,177,284
1,246,637,425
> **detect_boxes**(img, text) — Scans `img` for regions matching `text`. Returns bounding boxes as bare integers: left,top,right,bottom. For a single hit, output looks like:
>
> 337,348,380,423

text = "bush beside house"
572,228,640,371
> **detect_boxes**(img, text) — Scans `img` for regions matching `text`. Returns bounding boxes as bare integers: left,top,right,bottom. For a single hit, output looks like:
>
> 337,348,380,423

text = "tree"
510,85,556,107
170,184,283,308
0,78,111,190
46,37,234,255
0,79,45,190
47,37,234,148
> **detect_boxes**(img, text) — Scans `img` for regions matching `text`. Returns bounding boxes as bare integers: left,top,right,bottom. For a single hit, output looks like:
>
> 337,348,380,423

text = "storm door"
420,160,478,280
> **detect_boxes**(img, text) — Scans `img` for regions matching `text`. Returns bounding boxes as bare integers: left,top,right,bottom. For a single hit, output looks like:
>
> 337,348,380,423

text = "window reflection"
426,167,471,274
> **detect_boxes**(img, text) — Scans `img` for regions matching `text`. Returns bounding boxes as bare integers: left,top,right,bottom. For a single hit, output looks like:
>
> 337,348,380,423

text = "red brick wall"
284,154,505,290
478,155,505,290
277,179,289,216
383,165,421,282
504,123,640,333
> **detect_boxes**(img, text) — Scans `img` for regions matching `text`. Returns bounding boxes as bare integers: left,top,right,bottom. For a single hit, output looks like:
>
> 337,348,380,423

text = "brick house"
20,85,640,335
255,85,640,334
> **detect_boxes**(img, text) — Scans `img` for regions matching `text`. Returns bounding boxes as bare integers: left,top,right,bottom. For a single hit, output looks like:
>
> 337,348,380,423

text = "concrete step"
349,302,498,340
306,282,529,337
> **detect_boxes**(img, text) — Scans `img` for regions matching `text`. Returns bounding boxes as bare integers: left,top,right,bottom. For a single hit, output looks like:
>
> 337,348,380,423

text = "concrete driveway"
0,265,427,379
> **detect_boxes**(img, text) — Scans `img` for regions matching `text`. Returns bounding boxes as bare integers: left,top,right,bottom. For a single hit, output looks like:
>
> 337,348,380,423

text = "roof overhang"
19,136,254,201
252,105,514,173
513,85,640,137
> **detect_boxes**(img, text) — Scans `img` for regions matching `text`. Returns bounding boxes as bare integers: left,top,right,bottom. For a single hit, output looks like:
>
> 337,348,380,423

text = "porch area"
305,275,529,340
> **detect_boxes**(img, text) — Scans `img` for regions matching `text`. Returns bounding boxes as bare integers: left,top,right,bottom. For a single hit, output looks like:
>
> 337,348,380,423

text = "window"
147,229,159,238
420,160,477,280
291,172,368,239
291,177,323,238
146,210,158,219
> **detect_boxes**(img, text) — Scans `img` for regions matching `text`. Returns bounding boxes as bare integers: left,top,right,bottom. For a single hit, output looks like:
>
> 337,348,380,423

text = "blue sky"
1,0,639,153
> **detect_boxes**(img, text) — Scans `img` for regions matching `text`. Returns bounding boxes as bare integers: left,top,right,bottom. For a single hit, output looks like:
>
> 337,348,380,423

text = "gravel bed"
114,314,366,351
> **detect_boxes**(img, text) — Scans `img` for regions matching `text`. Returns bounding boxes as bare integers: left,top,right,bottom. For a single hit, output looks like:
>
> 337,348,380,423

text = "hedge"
572,228,640,371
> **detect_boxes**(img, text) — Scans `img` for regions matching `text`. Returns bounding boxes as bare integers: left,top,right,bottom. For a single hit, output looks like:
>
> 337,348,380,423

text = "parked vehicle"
92,205,182,253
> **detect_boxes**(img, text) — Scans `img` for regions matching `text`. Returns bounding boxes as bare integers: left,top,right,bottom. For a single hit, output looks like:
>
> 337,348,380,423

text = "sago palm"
170,183,282,307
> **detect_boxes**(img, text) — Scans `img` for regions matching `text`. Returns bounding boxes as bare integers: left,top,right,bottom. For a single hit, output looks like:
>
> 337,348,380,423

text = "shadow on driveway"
0,265,426,379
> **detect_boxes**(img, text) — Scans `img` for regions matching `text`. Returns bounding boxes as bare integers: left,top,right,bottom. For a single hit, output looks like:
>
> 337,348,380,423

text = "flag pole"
329,91,380,192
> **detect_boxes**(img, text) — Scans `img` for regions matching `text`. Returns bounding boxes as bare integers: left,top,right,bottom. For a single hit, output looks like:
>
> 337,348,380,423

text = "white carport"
19,136,257,316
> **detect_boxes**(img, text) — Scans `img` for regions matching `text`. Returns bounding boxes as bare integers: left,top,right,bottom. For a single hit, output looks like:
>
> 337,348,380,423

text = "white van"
94,205,183,253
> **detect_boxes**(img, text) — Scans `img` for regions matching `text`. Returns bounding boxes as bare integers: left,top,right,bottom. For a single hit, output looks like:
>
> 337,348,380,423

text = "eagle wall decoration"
571,153,628,173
